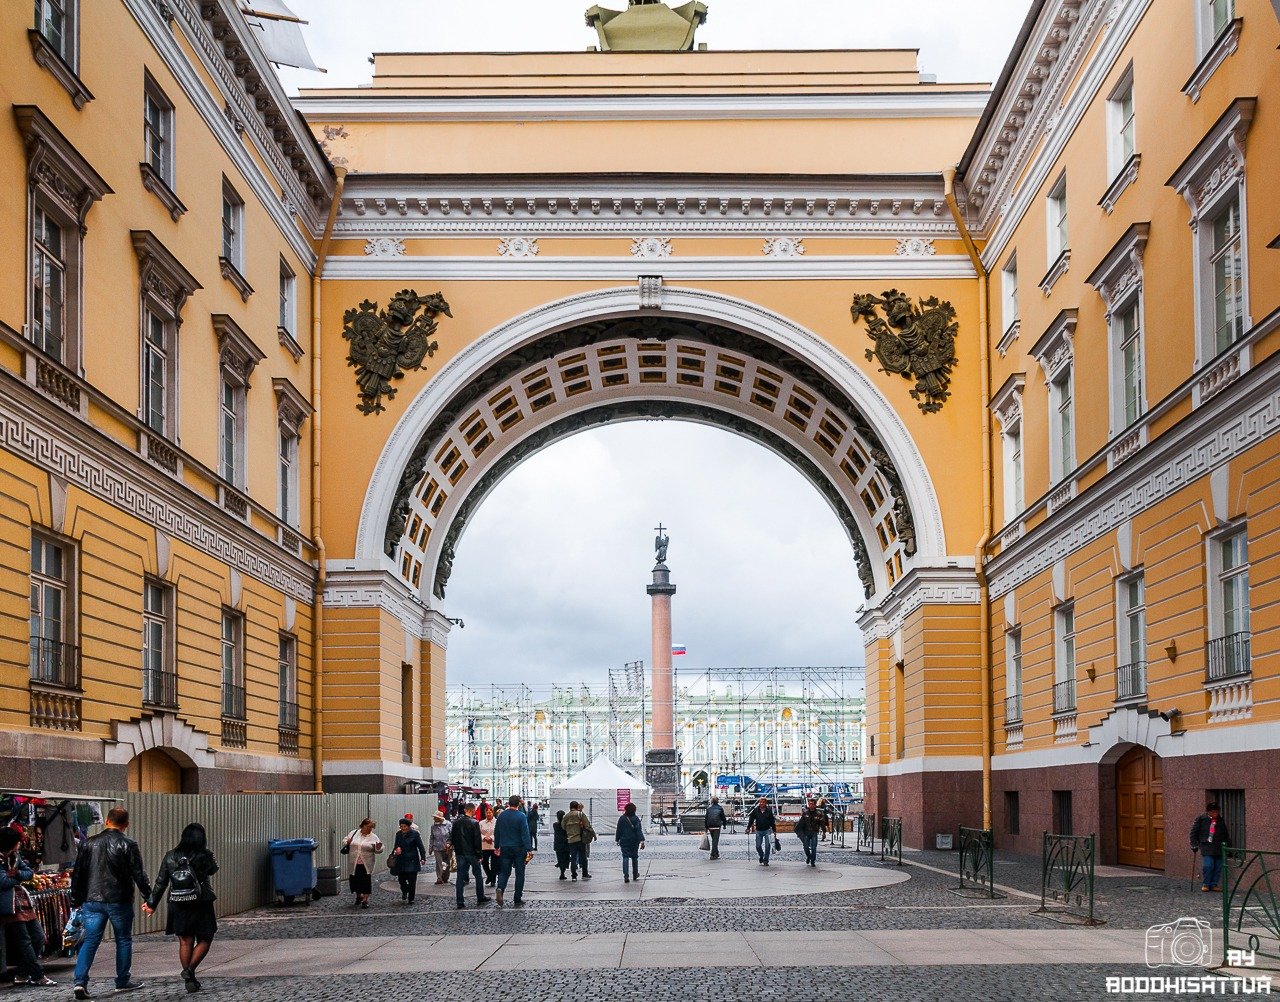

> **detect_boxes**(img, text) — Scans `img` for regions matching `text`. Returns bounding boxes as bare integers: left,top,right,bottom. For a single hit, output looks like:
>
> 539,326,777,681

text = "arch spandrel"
354,286,948,603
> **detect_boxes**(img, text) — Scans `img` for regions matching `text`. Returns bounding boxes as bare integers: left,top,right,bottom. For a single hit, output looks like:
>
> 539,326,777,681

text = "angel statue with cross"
654,523,670,564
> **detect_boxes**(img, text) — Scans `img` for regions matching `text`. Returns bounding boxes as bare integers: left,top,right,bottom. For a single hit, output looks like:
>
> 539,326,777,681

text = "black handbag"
773,837,782,852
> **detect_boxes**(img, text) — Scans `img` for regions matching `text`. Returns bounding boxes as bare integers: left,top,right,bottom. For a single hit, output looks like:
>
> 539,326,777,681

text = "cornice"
13,106,113,227
991,373,1026,429
855,565,981,640
293,90,990,123
272,377,312,432
1098,152,1140,215
1166,97,1257,221
211,314,266,384
1029,308,1078,382
131,230,201,319
1085,221,1149,310
322,565,449,644
321,254,977,282
138,161,188,221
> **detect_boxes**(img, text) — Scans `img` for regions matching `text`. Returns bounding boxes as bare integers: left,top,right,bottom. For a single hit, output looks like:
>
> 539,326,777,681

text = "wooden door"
1116,746,1165,869
127,749,182,793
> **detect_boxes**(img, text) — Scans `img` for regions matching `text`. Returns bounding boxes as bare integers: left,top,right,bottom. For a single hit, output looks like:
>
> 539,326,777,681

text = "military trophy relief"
342,290,453,415
850,289,958,414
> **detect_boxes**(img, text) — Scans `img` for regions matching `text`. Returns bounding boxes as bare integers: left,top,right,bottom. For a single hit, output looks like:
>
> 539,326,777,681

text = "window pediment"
211,314,266,385
991,373,1026,430
14,106,111,229
130,230,200,321
273,377,312,433
1029,309,1078,383
1166,97,1256,224
1086,222,1150,313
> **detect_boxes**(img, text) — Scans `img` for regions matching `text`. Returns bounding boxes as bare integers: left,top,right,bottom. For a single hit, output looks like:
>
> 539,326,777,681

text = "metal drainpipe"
943,166,994,830
310,166,347,793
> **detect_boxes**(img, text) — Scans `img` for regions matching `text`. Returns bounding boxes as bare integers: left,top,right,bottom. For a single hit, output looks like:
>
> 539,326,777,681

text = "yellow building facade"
1,0,1277,868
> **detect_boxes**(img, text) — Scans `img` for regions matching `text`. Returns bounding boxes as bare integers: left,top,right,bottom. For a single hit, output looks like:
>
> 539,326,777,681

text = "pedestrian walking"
794,800,826,867
528,802,540,850
704,796,727,860
449,806,488,909
144,823,218,993
429,812,451,885
1190,801,1232,892
816,795,831,842
69,806,152,999
479,805,497,886
563,801,596,880
391,818,426,903
552,810,571,878
615,802,646,883
493,795,532,908
342,818,383,909
745,797,777,866
1,827,56,987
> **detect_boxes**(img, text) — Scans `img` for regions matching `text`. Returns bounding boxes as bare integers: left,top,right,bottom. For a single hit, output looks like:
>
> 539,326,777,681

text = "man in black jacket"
745,797,777,866
705,797,727,860
71,806,152,1000
1190,802,1231,892
451,806,489,909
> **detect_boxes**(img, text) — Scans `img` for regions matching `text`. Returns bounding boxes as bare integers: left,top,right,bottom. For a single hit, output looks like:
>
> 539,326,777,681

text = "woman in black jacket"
552,810,570,879
145,823,218,993
391,818,427,903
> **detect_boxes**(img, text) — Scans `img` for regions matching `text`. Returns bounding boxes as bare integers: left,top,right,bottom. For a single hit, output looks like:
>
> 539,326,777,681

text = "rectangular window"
142,579,176,706
278,259,295,335
278,634,298,730
1054,604,1076,712
1107,72,1136,177
1052,368,1075,481
34,0,69,59
278,428,298,525
143,74,174,185
1001,255,1019,331
1211,199,1245,353
29,533,75,687
1117,573,1146,700
143,309,169,435
1053,790,1073,837
221,180,243,268
1217,529,1249,638
1047,175,1069,261
1005,790,1020,836
1005,629,1023,723
219,375,247,489
220,609,245,719
1002,421,1024,519
1119,300,1144,426
400,662,412,760
31,202,66,361
1210,0,1235,37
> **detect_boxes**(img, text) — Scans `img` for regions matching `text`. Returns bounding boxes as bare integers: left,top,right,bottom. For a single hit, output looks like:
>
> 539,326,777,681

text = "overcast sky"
278,1,1032,689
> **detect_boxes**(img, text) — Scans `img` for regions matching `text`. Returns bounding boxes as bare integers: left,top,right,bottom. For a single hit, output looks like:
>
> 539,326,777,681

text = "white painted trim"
354,286,948,592
323,565,451,644
856,565,981,639
322,758,448,782
293,90,990,123
861,755,983,778
322,255,976,282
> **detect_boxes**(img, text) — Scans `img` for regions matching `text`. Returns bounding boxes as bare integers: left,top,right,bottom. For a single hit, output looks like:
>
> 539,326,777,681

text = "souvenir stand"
1,789,117,962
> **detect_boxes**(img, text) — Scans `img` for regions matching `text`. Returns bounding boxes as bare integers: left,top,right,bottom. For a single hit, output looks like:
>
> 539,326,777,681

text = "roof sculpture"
585,1,709,51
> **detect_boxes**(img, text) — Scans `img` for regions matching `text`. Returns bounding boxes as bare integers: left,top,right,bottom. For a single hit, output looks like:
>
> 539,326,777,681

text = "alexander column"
645,524,680,796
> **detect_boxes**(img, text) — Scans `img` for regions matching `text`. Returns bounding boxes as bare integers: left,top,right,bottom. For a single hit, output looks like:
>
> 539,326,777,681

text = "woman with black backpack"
145,823,218,993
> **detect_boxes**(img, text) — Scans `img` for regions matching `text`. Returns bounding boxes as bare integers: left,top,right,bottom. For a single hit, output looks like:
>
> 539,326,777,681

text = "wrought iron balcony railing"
1207,632,1251,682
1004,693,1022,724
29,637,81,689
1116,661,1147,701
1052,677,1076,714
221,681,246,720
278,698,299,731
142,668,178,708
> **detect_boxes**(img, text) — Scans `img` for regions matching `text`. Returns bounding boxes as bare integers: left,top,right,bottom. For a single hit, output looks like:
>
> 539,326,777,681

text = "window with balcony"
274,379,310,530
219,375,244,488
1208,526,1250,680
1116,573,1146,701
142,579,176,708
1054,604,1076,713
142,308,172,435
132,232,200,450
30,532,77,689
278,633,298,731
1004,629,1023,723
220,609,245,720
1117,301,1145,427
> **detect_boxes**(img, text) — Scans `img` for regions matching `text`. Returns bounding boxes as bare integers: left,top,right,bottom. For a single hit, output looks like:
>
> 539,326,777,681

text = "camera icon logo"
1145,917,1214,969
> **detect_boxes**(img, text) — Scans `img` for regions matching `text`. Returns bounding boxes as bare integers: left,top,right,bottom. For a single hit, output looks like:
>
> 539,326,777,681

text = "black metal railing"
957,826,1002,899
1116,661,1146,701
142,668,178,708
855,812,876,853
28,637,80,689
221,681,246,720
278,698,299,731
1052,678,1076,713
1207,632,1251,681
1223,846,1279,968
1037,832,1100,925
880,816,903,865
1004,693,1022,724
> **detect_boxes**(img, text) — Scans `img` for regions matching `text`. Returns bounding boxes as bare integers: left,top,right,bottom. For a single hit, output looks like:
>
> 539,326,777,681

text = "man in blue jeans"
493,794,532,907
745,797,777,865
70,806,153,1001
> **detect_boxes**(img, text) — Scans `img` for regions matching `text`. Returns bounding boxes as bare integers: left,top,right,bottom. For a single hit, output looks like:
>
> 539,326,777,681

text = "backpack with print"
168,855,200,904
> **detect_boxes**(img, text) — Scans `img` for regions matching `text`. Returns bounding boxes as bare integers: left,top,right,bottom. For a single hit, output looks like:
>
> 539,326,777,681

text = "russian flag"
671,644,687,656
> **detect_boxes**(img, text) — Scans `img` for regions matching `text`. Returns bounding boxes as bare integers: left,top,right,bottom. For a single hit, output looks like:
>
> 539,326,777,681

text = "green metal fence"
956,826,1002,898
1223,846,1280,969
854,812,876,853
880,816,902,865
1036,831,1100,925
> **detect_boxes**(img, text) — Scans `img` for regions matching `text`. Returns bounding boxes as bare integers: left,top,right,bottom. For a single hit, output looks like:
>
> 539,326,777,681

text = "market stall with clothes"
1,790,115,974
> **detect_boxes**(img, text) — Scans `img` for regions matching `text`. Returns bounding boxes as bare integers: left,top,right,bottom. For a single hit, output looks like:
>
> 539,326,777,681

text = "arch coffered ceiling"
355,286,947,604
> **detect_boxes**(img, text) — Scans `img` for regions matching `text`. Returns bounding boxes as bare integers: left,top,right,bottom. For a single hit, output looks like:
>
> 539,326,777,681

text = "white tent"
549,756,652,837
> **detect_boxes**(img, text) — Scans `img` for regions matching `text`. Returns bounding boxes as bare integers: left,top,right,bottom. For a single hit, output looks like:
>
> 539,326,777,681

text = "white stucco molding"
323,565,452,645
856,565,981,640
105,713,217,768
354,286,948,584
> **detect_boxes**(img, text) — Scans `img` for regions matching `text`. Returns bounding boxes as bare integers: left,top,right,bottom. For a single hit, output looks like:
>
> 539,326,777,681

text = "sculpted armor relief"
342,289,453,415
851,289,959,414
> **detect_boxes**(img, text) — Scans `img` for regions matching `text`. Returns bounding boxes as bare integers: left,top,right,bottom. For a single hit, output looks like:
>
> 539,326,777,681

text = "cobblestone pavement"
17,836,1249,1002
